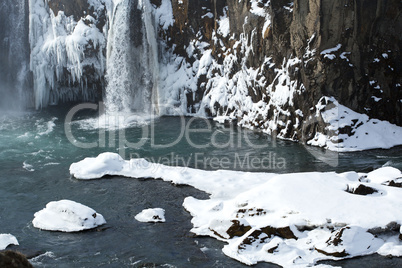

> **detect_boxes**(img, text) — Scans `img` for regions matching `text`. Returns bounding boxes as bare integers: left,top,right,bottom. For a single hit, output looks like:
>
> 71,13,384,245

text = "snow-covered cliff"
156,0,402,151
1,0,401,150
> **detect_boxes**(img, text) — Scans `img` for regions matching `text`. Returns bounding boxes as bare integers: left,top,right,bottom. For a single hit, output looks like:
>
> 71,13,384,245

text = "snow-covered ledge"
70,152,402,267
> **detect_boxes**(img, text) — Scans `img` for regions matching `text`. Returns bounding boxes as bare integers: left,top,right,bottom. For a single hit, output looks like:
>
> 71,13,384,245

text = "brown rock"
226,220,252,238
0,251,33,268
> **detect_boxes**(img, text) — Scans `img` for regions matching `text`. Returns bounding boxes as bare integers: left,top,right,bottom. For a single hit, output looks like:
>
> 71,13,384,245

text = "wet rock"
387,179,402,188
368,221,400,235
226,220,252,238
0,251,33,268
315,247,349,258
260,226,297,240
2,245,45,259
346,184,378,195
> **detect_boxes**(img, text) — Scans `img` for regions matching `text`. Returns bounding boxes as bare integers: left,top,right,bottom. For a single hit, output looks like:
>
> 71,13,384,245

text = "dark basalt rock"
1,245,46,260
346,184,378,195
368,221,400,235
237,225,297,251
387,179,402,188
260,225,297,240
315,247,349,258
158,0,402,141
47,0,89,20
226,220,252,238
0,251,33,268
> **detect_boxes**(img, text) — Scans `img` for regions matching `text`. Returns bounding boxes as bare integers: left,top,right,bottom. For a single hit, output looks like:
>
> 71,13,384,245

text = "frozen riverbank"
71,152,402,267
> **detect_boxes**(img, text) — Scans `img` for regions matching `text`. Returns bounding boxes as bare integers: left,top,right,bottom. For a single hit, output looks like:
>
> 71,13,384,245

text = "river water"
0,105,401,267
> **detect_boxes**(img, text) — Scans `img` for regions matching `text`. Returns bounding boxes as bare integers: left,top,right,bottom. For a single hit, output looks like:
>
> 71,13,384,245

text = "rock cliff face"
2,0,400,148
156,0,401,149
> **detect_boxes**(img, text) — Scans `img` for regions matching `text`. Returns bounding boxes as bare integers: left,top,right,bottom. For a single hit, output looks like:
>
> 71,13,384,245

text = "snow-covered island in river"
1,0,401,267
70,152,402,267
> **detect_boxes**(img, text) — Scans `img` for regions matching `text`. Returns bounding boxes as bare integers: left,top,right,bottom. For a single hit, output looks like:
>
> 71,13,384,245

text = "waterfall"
0,0,31,110
105,0,159,114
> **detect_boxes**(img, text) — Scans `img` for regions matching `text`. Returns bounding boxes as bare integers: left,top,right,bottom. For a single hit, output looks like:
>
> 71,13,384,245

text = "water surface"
0,106,401,267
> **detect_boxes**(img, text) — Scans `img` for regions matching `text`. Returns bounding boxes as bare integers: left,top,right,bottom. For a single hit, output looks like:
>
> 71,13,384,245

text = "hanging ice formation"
28,0,108,109
105,0,159,114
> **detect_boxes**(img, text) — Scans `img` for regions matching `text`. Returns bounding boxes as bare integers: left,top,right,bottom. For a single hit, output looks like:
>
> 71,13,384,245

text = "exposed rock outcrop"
157,0,402,146
0,251,33,268
2,0,400,146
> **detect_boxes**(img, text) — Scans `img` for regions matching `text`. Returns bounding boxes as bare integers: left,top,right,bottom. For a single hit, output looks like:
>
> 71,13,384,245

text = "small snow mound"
33,200,106,232
366,166,401,184
70,152,125,179
0,234,19,250
135,208,165,223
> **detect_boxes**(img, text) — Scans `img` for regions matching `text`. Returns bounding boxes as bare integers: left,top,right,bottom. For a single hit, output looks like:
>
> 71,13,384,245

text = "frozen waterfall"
105,0,159,114
0,0,31,110
0,0,160,111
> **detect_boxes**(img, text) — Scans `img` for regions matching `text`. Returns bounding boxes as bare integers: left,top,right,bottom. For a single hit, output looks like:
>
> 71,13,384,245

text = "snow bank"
0,234,19,250
308,96,402,152
70,152,402,267
33,200,106,232
135,208,166,223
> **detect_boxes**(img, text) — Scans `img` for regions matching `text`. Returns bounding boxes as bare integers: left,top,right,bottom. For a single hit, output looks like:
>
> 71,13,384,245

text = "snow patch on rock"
71,153,402,266
33,200,106,232
308,96,402,151
135,208,166,223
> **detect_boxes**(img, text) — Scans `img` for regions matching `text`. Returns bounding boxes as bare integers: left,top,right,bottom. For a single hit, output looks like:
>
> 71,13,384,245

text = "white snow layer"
308,96,402,151
70,152,402,267
33,200,106,232
0,234,19,250
135,208,166,223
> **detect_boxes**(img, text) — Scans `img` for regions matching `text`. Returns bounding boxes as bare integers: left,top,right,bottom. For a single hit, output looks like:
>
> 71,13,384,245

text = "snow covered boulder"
366,166,402,185
70,152,125,179
33,200,106,232
314,226,383,257
135,208,165,223
0,234,19,250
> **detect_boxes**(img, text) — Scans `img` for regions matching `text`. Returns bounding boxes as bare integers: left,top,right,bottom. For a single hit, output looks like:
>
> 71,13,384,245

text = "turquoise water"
0,105,401,267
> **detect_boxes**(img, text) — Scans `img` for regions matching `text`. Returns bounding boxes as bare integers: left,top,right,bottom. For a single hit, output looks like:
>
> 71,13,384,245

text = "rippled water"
0,106,401,267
